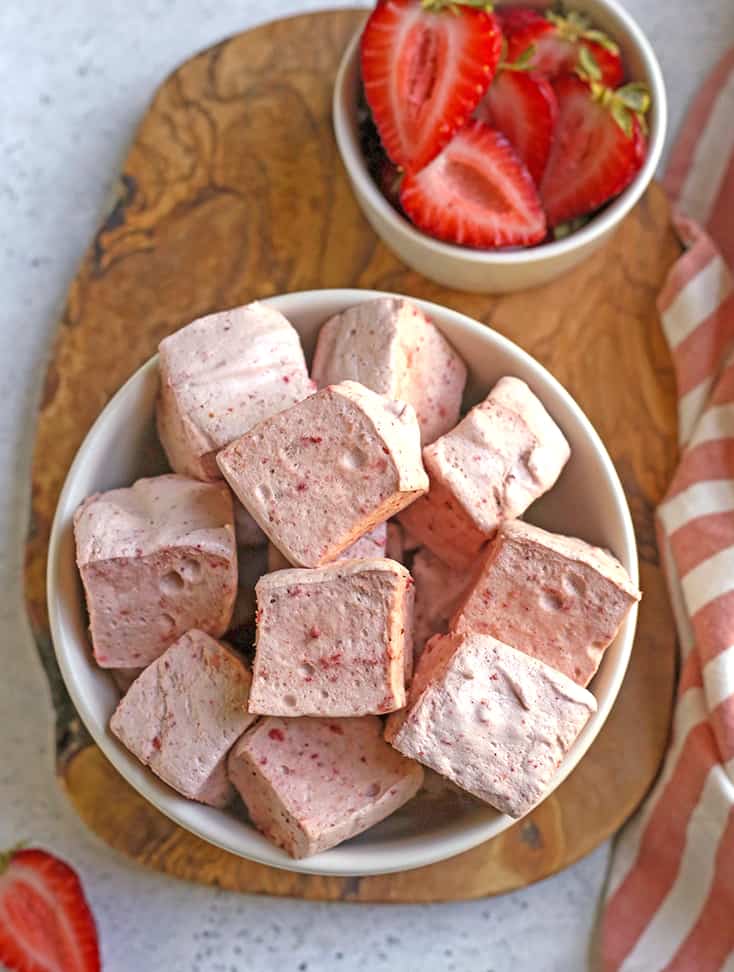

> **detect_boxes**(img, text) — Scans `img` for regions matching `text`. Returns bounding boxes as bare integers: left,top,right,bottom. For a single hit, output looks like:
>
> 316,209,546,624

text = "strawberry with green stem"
500,7,624,87
361,0,502,172
540,51,650,227
475,42,559,185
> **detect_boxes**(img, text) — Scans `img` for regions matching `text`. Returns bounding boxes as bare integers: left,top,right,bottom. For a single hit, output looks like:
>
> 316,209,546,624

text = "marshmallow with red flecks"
451,519,640,685
399,377,570,569
267,523,388,572
110,630,256,807
412,547,471,656
311,298,467,444
74,475,237,669
156,302,314,481
228,715,423,857
386,630,595,818
250,558,413,716
217,381,428,568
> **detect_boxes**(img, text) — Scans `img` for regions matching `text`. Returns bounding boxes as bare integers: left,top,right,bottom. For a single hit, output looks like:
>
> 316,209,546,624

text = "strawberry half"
0,847,101,972
361,0,502,172
399,120,547,248
475,69,558,184
503,8,624,87
540,74,648,227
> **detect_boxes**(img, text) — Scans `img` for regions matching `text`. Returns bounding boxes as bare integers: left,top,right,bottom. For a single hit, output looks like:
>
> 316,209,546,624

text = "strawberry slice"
475,69,558,184
0,847,101,972
540,74,648,227
361,0,502,172
503,8,624,87
399,120,546,248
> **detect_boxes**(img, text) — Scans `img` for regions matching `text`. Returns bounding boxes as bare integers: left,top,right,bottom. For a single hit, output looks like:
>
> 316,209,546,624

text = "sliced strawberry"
475,69,558,184
0,847,101,972
361,0,502,172
399,120,546,248
503,9,624,87
540,74,648,227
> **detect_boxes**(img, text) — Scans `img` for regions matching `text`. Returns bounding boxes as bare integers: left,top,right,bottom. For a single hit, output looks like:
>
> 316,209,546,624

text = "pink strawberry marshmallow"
74,475,237,669
267,522,388,571
217,381,428,568
228,715,423,857
311,298,467,444
399,377,570,569
386,630,596,818
110,630,256,807
156,302,314,481
250,558,413,716
452,519,640,685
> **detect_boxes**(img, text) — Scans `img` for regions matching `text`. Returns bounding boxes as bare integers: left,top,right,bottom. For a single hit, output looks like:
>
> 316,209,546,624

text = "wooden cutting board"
24,9,681,901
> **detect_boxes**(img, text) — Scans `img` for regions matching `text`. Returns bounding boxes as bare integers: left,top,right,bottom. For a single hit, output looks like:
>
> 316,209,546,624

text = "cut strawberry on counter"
361,0,502,172
476,66,558,185
502,8,624,87
540,73,649,227
399,120,547,248
0,847,101,972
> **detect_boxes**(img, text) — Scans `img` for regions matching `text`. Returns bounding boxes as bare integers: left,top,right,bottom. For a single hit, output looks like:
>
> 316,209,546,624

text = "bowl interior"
48,288,638,876
333,0,667,266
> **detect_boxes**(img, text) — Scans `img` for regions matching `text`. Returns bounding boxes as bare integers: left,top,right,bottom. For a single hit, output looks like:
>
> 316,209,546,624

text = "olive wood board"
24,9,681,902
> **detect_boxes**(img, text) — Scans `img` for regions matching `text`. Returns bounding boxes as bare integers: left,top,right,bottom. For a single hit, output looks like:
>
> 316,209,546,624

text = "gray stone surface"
0,1,728,969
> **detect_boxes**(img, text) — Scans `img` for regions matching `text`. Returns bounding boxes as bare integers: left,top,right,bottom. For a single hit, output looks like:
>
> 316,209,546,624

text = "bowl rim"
332,0,668,266
47,287,639,876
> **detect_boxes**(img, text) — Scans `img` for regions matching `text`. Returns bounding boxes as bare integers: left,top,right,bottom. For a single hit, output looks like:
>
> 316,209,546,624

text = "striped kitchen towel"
601,49,734,972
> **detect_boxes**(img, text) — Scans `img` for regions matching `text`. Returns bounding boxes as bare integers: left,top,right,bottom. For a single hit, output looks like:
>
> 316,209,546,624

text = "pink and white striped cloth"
601,49,734,972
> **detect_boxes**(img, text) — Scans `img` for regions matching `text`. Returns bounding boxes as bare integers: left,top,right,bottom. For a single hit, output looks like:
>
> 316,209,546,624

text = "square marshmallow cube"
311,298,467,444
452,520,641,685
228,716,424,858
386,630,596,818
156,302,314,480
110,630,256,807
74,475,237,668
250,558,414,716
399,377,570,568
217,381,428,568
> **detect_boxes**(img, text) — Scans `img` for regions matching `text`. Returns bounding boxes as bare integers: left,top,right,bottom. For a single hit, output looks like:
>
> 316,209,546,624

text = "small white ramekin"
333,0,667,293
47,288,638,876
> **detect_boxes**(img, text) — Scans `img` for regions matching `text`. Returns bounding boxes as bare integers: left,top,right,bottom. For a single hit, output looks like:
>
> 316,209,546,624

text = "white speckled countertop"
2,1,733,969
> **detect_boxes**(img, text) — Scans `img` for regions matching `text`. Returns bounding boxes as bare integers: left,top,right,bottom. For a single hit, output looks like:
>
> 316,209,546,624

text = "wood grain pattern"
25,10,681,900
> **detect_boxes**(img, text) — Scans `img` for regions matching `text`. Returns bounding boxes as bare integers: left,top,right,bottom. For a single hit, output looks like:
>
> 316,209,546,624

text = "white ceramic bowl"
333,0,667,293
48,288,639,876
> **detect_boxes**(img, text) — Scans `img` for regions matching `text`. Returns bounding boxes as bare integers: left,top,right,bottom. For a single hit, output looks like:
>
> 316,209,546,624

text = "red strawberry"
495,6,544,34
503,9,624,87
399,120,546,248
0,847,101,972
361,0,502,172
475,69,558,184
540,74,649,227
